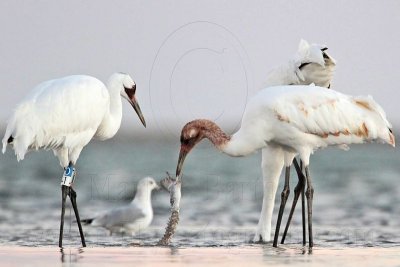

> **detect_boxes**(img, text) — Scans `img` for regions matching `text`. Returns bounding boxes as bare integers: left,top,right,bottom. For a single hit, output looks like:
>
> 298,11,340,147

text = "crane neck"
199,120,231,149
196,120,265,157
96,79,123,140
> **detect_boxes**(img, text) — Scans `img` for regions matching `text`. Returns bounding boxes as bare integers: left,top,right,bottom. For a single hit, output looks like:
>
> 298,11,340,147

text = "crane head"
176,121,206,177
121,79,146,127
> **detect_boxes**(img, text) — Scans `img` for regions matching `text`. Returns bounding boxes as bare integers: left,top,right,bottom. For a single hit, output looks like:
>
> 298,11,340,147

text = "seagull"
256,39,337,245
162,84,394,248
82,177,160,235
2,72,146,247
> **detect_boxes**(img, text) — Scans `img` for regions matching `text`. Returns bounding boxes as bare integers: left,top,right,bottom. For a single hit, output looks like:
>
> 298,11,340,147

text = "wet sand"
0,246,399,267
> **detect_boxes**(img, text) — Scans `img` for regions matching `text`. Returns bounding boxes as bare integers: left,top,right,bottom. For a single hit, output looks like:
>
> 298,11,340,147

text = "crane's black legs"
58,163,86,248
273,160,313,249
70,187,86,247
305,166,314,248
59,185,68,247
301,163,306,246
281,159,306,245
273,166,290,247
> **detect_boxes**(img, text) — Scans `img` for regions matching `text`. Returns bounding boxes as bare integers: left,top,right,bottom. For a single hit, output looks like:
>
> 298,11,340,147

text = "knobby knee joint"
305,187,314,198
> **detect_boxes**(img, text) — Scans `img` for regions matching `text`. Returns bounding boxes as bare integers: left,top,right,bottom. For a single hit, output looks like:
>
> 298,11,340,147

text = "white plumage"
2,72,145,167
226,85,394,156
262,39,336,88
219,86,394,159
173,84,394,247
255,39,336,242
82,177,160,235
2,72,146,246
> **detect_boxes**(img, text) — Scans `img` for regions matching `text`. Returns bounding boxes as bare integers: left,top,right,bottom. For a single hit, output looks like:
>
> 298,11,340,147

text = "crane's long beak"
129,97,146,127
176,147,188,177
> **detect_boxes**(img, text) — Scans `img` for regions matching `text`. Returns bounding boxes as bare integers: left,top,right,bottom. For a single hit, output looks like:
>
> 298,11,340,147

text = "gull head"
137,177,160,193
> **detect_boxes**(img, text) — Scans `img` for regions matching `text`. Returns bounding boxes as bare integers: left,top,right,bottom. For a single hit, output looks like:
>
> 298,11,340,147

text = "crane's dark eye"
182,139,190,145
321,47,328,51
180,135,192,145
389,128,393,133
124,87,135,99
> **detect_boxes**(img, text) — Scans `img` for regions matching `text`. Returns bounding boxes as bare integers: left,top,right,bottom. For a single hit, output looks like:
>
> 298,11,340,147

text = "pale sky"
1,1,399,139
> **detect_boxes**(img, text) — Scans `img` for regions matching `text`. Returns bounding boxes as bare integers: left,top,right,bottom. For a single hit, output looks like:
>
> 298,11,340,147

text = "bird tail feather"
2,116,16,154
2,103,37,160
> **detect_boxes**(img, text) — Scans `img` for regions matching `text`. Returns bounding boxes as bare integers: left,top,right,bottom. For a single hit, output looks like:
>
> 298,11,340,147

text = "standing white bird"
82,177,160,235
262,39,336,88
2,72,146,247
165,85,394,248
256,39,337,245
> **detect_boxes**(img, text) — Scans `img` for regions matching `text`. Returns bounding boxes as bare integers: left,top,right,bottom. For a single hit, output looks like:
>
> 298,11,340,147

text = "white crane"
82,177,160,235
2,72,146,247
158,39,337,246
165,85,394,248
256,39,337,246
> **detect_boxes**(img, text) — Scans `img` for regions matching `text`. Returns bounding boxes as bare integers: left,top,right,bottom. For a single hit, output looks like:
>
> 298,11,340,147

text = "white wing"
2,75,109,160
92,204,146,228
262,85,392,146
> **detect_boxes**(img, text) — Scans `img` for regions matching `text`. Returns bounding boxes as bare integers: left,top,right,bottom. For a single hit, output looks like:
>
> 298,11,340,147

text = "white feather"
2,73,139,167
255,40,339,242
262,39,336,88
86,177,159,235
225,85,393,161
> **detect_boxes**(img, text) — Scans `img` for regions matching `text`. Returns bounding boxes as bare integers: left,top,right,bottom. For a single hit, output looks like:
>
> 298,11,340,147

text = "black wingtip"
80,218,94,225
7,136,14,143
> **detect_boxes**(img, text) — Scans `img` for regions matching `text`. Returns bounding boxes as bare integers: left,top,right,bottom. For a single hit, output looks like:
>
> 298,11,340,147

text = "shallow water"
1,246,400,267
0,140,399,248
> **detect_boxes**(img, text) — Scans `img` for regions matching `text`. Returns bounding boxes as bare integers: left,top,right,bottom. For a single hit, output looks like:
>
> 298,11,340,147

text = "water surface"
0,140,399,248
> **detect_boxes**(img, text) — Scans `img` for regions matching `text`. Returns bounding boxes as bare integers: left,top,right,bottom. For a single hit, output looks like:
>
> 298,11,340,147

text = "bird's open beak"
128,96,146,127
176,147,188,177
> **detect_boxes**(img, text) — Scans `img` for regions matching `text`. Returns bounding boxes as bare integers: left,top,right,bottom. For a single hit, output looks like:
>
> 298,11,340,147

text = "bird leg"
273,166,290,247
281,158,306,245
301,161,306,246
59,184,68,248
305,166,314,249
58,162,86,248
69,187,86,247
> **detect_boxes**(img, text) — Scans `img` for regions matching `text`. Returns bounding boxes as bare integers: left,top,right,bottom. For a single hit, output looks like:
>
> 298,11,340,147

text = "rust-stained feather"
297,102,308,116
389,132,396,147
275,111,290,123
355,122,369,137
355,100,372,111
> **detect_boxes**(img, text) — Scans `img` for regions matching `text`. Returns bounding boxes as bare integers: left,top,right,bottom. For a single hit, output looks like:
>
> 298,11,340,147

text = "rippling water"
0,139,399,248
